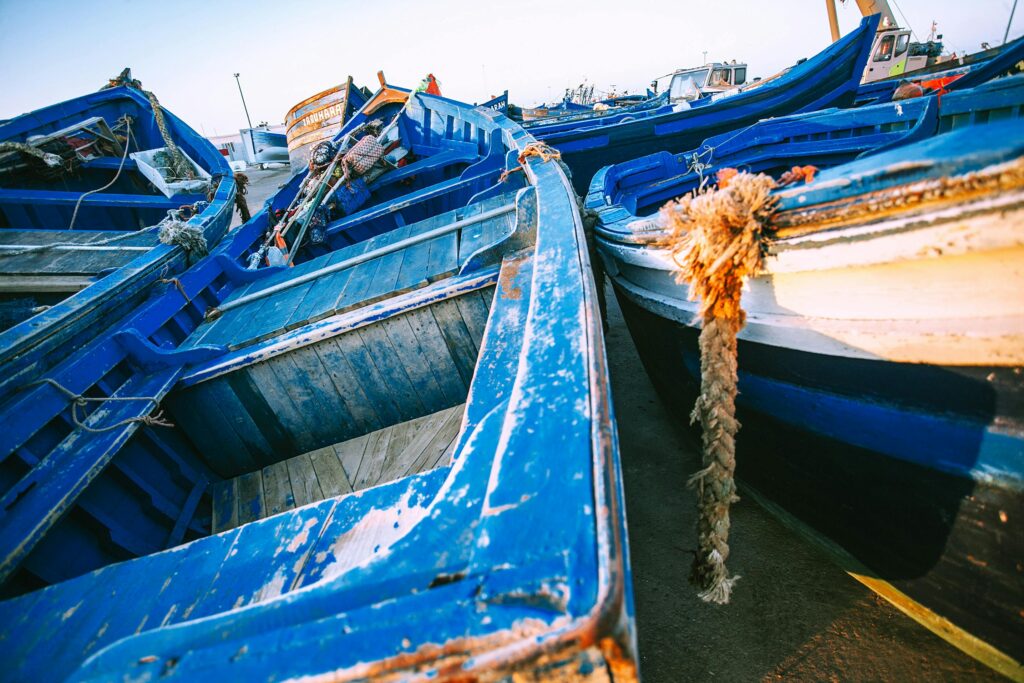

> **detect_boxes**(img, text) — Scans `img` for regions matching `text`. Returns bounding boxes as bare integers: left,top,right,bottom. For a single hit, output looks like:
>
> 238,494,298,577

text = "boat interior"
596,74,1024,219
0,90,537,593
0,86,229,331
0,89,608,683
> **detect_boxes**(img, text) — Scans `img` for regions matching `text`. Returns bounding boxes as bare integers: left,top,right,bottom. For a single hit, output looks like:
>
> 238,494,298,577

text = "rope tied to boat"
104,68,196,182
659,169,777,604
233,171,251,222
33,378,173,434
157,202,209,259
499,141,563,182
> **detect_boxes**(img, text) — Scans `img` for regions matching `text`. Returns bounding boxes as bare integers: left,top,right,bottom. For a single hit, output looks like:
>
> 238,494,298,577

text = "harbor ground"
236,164,1005,682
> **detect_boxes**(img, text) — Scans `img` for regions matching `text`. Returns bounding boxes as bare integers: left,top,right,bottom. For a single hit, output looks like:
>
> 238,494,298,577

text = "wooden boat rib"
536,15,879,193
0,80,236,408
587,78,1024,666
0,91,636,681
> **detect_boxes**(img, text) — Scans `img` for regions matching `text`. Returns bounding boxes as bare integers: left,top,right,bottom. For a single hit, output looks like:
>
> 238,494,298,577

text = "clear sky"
1,0,1020,136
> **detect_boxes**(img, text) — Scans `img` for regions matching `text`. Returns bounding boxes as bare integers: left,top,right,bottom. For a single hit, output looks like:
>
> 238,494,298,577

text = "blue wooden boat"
587,78,1024,672
536,15,879,194
0,90,636,681
522,91,669,135
0,73,235,404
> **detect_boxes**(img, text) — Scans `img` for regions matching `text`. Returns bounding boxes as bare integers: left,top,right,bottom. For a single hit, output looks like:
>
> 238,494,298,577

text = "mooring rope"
33,378,174,434
659,169,777,604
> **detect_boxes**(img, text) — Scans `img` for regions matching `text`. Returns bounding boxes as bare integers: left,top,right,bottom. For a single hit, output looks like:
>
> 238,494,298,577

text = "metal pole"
233,73,256,159
1005,0,1019,44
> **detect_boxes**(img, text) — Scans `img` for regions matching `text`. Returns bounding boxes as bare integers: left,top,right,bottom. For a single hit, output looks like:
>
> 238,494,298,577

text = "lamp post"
233,72,256,160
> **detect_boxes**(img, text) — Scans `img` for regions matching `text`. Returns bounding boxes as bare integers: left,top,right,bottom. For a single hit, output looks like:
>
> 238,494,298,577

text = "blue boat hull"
537,16,878,193
612,288,1023,661
0,90,637,681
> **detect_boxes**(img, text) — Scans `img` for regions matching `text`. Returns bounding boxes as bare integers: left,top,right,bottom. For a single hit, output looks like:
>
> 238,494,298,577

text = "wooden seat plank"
308,446,353,497
261,460,295,517
210,478,238,533
286,454,324,507
235,471,265,525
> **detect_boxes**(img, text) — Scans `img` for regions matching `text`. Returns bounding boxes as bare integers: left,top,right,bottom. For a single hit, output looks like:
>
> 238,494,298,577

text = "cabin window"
710,69,731,86
895,33,910,57
670,71,708,101
733,67,747,85
874,34,896,62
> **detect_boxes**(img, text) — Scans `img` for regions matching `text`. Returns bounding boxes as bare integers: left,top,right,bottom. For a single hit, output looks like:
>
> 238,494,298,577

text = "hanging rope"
659,169,777,604
104,68,196,182
67,116,134,230
33,378,173,434
234,171,251,222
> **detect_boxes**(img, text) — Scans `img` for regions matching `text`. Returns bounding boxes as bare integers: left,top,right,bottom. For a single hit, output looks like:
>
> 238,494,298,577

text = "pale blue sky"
1,0,1020,136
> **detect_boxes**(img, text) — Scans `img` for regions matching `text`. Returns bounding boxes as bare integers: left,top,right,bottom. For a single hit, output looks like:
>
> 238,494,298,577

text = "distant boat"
519,97,593,122
651,60,751,103
0,71,235,405
0,90,636,681
284,76,369,174
239,124,288,165
855,33,1024,105
536,16,879,193
588,76,1024,670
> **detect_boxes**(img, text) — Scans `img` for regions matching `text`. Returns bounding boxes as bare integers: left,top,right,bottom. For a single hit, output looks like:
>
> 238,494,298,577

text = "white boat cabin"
654,61,749,103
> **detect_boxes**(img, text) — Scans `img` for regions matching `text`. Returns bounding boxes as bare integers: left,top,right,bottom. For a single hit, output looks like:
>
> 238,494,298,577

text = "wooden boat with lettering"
0,90,636,681
285,76,369,174
587,78,1024,674
0,72,235,403
536,16,879,193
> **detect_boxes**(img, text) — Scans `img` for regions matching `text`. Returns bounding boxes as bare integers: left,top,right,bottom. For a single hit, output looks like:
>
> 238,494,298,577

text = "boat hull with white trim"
0,90,636,682
0,79,235,406
589,111,1024,667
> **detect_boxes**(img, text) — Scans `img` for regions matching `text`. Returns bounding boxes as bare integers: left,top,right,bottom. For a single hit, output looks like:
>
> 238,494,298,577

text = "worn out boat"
535,16,878,194
284,76,370,174
0,75,235,404
587,80,1024,672
0,91,636,681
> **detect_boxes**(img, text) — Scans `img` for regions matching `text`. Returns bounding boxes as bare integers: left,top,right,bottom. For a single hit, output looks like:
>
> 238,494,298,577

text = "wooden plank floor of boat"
210,403,465,533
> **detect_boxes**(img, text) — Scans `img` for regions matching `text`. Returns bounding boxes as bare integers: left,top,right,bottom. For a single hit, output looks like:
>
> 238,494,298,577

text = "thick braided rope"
0,142,63,169
659,170,776,604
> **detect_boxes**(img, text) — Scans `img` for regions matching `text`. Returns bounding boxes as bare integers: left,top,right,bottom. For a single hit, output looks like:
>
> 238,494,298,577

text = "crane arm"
852,0,897,29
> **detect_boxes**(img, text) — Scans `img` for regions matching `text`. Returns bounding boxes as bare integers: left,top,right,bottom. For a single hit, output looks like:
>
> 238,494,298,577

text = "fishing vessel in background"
587,74,1024,671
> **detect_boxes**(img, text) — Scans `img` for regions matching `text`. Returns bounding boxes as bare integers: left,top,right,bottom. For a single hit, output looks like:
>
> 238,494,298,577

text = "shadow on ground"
603,284,1004,682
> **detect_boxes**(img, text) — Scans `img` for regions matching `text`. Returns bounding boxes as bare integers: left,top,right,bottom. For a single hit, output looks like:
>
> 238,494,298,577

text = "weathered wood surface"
170,286,493,478
211,404,464,532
